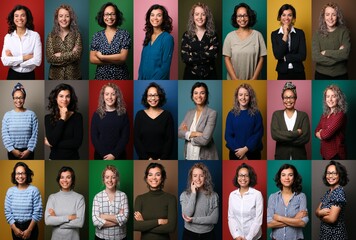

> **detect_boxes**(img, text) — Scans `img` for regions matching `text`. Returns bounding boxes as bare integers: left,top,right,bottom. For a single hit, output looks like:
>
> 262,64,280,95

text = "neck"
105,188,116,194
153,27,163,34
327,26,336,32
239,186,249,194
196,25,206,32
285,108,295,113
196,104,205,112
17,183,28,190
106,26,117,32
14,107,25,112
106,106,116,112
282,186,293,194
330,184,340,191
60,27,70,34
16,27,26,35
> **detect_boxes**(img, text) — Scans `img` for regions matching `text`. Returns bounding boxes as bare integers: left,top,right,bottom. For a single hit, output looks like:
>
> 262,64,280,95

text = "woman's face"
103,5,116,27
280,168,294,188
14,9,27,29
58,8,71,30
237,167,250,188
146,167,162,190
59,171,72,191
104,169,117,191
15,166,27,185
282,89,296,110
150,9,163,28
192,86,207,106
13,91,25,110
56,90,71,108
191,168,205,189
237,87,250,110
193,6,206,29
104,86,117,109
326,165,340,186
325,89,338,110
324,7,337,30
236,7,249,28
280,9,294,26
146,87,160,108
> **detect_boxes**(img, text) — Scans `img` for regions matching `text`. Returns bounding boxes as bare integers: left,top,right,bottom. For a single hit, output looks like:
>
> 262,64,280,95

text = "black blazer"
271,27,306,74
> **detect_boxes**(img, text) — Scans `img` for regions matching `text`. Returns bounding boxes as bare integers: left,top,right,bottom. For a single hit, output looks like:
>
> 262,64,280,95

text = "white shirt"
278,26,296,69
185,111,201,160
1,29,42,73
228,188,263,240
284,110,297,131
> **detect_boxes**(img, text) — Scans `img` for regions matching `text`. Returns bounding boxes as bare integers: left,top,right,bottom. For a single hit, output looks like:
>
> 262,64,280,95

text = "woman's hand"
59,107,73,121
190,181,197,193
48,208,56,216
182,214,192,223
158,218,168,225
22,228,32,239
20,150,31,159
11,225,23,238
294,210,308,219
103,154,115,160
180,123,188,131
316,129,322,140
134,211,144,221
6,49,13,56
318,208,331,217
234,146,248,159
68,214,77,221
44,137,52,147
190,131,203,138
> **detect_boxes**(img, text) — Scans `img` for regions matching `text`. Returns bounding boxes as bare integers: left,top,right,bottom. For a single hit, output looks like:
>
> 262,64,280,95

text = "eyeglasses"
104,13,116,18
238,174,249,179
283,96,296,100
236,14,248,19
13,97,25,100
326,171,338,177
147,94,159,99
15,172,26,176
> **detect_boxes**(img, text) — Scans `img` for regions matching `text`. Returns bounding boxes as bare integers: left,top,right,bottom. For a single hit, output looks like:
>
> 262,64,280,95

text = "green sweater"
134,190,177,240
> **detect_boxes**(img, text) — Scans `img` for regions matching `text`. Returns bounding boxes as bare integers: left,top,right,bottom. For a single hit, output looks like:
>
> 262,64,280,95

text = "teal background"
267,160,312,240
222,0,267,80
88,160,134,240
88,0,133,80
45,0,90,79
311,81,356,159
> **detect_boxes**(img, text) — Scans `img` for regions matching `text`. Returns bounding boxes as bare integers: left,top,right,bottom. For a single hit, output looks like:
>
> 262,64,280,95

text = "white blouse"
185,111,201,160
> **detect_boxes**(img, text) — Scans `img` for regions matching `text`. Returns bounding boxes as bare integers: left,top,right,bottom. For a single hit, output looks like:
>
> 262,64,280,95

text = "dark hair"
11,162,33,185
144,162,167,190
233,163,257,188
141,82,167,108
143,4,173,46
322,160,349,187
191,82,209,105
185,162,214,195
7,5,34,33
277,4,296,24
274,164,302,194
47,83,78,126
231,3,257,28
56,166,76,190
96,2,124,28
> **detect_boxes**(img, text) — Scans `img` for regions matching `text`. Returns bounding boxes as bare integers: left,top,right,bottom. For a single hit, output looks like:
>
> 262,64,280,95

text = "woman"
134,162,177,240
134,82,174,160
223,3,266,80
46,4,82,80
45,83,83,160
1,5,42,80
92,165,129,240
312,2,350,80
90,2,131,80
271,82,310,160
315,161,349,239
91,83,129,160
2,82,38,160
180,163,219,239
5,162,42,240
138,4,174,80
267,164,308,240
181,3,218,80
45,166,85,240
225,83,263,160
228,163,263,240
178,82,218,160
315,85,347,160
271,4,306,80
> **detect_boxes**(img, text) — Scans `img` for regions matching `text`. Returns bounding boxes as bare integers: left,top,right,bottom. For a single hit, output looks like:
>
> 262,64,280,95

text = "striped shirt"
92,190,129,240
5,185,43,225
2,109,38,152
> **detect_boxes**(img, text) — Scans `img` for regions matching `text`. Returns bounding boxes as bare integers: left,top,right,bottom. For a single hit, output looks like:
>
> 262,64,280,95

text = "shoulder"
6,186,17,195
162,31,173,39
116,190,128,198
94,190,105,199
72,191,85,199
268,191,280,201
211,191,219,200
294,28,306,35
206,107,217,115
28,185,40,194
135,110,145,117
164,191,177,201
272,110,284,116
28,30,40,38
73,112,83,119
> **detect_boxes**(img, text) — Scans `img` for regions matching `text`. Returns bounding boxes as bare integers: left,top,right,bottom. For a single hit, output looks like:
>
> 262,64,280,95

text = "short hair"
7,5,34,33
318,2,345,37
56,166,76,190
281,81,297,100
232,83,259,116
96,82,126,119
322,160,349,187
186,2,215,38
277,4,296,24
233,163,257,188
52,4,79,35
191,82,209,105
144,162,167,190
11,162,34,185
141,82,167,108
274,164,302,194
322,85,347,116
231,3,257,28
96,2,124,28
185,162,214,195
102,165,120,189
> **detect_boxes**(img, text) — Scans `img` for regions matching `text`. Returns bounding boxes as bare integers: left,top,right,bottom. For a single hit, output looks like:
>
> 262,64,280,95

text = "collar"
278,26,296,35
14,28,29,37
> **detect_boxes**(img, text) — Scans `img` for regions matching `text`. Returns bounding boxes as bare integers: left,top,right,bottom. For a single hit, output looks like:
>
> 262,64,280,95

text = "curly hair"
47,83,78,126
232,83,259,116
281,81,297,100
322,160,349,187
277,4,296,25
191,82,209,105
7,5,34,33
322,85,347,116
141,82,167,108
97,82,126,119
186,2,215,38
11,162,34,185
144,162,167,190
274,164,302,194
143,4,173,46
185,162,214,195
96,2,124,28
51,4,79,35
232,163,257,188
231,3,257,28
56,166,76,190
318,2,345,37
102,165,120,189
